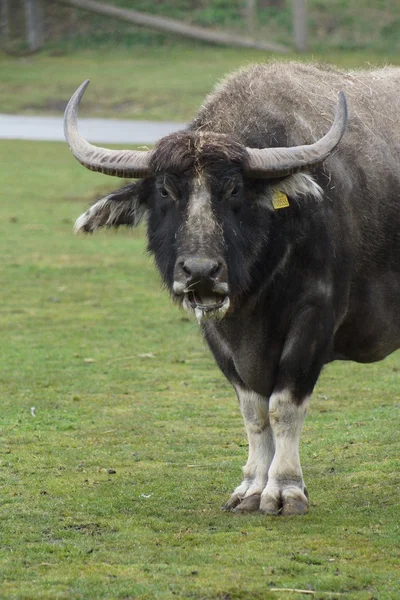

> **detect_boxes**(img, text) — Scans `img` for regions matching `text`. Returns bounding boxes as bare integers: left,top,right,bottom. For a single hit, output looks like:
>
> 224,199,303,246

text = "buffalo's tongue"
197,295,221,306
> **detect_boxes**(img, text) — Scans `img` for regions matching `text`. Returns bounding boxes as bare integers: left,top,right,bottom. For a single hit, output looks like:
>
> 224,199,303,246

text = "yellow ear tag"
272,190,290,210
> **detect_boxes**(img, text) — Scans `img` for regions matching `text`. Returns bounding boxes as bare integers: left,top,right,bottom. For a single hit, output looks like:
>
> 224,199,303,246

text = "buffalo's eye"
160,187,169,198
230,185,240,197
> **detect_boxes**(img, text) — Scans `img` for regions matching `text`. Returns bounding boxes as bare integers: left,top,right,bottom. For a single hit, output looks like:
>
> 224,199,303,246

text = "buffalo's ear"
74,181,150,233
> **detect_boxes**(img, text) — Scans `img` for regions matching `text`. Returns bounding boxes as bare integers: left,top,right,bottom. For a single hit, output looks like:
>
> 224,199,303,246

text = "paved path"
0,114,186,144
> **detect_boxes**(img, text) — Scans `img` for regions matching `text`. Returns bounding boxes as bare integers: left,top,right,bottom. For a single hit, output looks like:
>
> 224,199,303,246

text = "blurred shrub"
9,0,399,54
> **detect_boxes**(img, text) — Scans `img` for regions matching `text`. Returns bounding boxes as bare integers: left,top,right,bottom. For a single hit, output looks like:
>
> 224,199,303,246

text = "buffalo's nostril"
182,258,221,280
210,262,221,277
181,262,192,276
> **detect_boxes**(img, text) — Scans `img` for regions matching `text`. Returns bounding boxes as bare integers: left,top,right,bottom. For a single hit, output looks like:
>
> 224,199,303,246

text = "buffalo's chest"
203,320,281,397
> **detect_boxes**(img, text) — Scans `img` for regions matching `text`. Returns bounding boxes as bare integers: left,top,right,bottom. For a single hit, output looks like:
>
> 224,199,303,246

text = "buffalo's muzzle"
173,257,229,321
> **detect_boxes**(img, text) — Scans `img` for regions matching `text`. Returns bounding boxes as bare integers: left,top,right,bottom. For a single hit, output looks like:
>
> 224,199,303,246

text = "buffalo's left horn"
245,91,348,178
64,80,152,178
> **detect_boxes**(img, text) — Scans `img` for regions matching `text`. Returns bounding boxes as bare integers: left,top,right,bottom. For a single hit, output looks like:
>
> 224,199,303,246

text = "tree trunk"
0,0,44,53
0,0,9,49
24,0,44,52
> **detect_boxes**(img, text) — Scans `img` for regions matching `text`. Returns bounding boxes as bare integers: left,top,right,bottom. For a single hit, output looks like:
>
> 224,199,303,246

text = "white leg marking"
225,387,274,510
260,390,310,515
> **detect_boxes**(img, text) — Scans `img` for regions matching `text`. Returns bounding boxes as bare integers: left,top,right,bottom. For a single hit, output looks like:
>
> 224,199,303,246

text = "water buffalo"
64,61,400,515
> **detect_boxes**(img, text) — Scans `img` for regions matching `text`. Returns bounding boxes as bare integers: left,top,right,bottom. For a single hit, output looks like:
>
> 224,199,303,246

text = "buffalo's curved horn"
245,91,348,178
64,80,152,178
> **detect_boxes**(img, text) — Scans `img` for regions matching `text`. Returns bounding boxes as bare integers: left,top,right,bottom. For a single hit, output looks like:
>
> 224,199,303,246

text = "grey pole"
292,0,308,52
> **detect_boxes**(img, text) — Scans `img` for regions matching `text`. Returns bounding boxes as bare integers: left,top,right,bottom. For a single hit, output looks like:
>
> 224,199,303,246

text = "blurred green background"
1,2,399,599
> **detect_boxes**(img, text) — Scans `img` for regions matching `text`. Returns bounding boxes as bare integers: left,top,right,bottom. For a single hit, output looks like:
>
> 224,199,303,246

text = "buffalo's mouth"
182,291,230,322
187,291,226,311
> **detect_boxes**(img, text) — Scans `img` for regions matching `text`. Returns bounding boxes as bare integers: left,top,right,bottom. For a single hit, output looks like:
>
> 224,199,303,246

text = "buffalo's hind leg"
223,387,275,512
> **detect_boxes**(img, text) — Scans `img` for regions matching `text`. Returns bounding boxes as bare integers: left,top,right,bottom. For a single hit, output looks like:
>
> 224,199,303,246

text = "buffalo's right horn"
64,80,152,178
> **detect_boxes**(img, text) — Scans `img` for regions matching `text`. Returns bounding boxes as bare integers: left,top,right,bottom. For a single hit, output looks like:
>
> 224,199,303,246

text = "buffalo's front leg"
224,305,331,515
259,391,309,515
259,305,332,515
223,387,275,512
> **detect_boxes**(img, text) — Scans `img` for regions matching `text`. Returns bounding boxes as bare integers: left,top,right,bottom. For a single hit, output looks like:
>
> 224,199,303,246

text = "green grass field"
1,141,400,600
1,47,400,599
1,45,400,121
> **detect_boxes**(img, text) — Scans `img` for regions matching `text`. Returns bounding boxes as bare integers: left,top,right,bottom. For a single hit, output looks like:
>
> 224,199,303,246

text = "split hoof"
233,494,261,513
260,486,308,516
281,496,308,516
222,495,242,511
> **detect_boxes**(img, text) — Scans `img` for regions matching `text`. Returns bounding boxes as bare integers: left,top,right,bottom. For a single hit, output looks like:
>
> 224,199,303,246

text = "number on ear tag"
272,190,290,210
